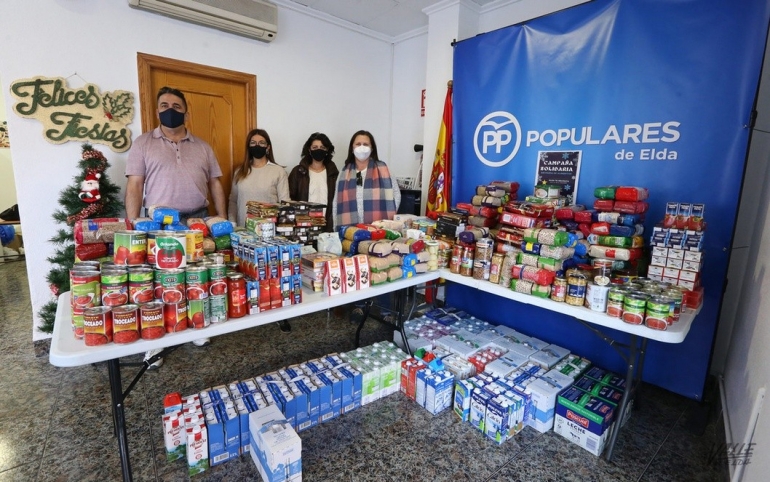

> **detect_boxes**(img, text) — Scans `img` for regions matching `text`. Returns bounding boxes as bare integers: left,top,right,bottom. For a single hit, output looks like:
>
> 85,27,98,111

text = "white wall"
0,0,395,339
0,78,17,214
479,0,591,33
390,33,429,182
722,23,770,480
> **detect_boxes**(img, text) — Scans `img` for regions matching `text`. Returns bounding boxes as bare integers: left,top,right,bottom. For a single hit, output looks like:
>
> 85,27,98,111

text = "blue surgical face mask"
159,108,186,128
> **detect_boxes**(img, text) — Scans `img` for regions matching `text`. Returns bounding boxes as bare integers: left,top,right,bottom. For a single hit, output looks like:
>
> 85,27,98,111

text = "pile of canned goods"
70,253,248,347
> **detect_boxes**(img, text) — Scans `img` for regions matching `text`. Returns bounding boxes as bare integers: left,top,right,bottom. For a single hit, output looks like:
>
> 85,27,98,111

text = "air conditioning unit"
128,0,277,42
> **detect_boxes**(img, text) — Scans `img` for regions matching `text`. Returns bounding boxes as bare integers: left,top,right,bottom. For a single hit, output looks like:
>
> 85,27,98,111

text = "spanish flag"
426,81,453,220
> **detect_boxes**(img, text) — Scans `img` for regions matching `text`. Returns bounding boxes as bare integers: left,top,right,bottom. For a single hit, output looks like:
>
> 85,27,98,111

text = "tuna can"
101,269,129,307
607,287,626,318
113,230,147,266
645,296,672,330
83,306,113,346
550,275,567,302
128,267,154,304
139,301,165,340
112,304,140,344
622,293,648,325
585,283,611,312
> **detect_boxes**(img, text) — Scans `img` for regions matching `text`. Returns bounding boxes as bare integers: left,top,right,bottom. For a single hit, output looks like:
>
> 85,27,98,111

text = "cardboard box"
554,386,616,456
248,405,302,482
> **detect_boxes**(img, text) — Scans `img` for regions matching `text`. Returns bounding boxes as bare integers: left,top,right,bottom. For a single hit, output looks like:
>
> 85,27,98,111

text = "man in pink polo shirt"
125,86,227,368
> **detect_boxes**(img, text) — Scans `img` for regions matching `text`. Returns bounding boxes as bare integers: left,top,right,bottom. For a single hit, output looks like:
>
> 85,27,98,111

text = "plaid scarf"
335,159,396,226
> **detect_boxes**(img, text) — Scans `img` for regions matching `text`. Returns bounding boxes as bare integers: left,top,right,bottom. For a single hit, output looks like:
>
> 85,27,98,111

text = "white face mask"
353,145,371,160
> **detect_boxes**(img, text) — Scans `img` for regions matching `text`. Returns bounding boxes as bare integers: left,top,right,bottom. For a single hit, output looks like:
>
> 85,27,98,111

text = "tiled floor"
0,259,729,481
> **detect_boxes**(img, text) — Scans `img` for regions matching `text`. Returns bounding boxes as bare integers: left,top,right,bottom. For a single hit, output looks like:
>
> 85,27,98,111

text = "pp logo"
474,111,521,167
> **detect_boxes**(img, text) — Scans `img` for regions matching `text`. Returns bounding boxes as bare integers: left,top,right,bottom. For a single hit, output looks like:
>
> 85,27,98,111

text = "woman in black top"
288,132,339,231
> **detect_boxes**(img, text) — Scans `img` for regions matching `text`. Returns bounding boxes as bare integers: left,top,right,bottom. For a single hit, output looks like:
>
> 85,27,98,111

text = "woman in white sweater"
228,128,290,226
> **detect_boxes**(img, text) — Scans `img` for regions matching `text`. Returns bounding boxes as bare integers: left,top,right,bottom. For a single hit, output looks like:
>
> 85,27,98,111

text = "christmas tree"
38,144,123,333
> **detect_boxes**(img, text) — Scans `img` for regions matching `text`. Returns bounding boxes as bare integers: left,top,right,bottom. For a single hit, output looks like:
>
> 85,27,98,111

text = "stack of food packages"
73,218,132,263
444,182,700,332
274,201,327,246
69,205,306,347
397,305,624,454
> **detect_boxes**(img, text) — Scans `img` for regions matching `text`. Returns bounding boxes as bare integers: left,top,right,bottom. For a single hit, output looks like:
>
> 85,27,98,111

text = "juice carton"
280,276,292,307
246,279,260,315
360,360,382,406
269,278,282,310
291,274,302,304
248,405,302,482
454,379,475,421
162,411,185,461
186,423,209,476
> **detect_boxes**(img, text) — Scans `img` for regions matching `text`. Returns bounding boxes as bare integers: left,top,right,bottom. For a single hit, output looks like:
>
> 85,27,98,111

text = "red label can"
164,301,188,333
83,306,113,346
112,304,140,344
70,268,100,339
159,268,186,304
139,301,165,340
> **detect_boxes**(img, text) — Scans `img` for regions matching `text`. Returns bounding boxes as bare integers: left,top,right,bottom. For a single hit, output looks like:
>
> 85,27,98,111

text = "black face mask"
249,145,268,159
310,149,327,161
159,108,185,128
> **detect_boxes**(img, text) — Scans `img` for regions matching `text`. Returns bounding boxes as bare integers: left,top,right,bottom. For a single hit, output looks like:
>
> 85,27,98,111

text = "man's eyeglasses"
356,171,362,186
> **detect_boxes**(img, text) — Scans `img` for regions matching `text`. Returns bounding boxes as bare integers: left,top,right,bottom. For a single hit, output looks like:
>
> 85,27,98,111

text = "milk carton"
287,380,310,431
424,370,454,415
315,372,341,420
529,344,570,369
293,376,319,430
469,388,493,432
574,376,624,406
311,375,333,423
186,423,209,476
526,377,569,433
415,368,432,408
554,386,616,456
248,405,302,482
162,411,185,461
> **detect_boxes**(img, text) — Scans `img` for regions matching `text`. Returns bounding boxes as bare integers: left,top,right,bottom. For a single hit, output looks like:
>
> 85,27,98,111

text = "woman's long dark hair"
234,128,277,184
300,132,335,165
344,130,379,166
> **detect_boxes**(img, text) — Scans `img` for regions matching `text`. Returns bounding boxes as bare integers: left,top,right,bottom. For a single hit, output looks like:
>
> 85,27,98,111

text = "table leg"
397,288,412,355
604,334,639,462
354,300,373,348
108,358,133,482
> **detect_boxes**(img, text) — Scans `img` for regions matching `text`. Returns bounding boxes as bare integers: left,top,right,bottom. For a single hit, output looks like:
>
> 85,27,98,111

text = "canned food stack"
73,218,133,263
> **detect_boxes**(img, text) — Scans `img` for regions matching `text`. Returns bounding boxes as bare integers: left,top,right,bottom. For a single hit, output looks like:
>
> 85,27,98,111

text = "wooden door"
137,53,256,216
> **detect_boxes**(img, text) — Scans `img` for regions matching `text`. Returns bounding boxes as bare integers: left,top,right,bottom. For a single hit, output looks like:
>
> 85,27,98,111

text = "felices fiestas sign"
10,76,134,152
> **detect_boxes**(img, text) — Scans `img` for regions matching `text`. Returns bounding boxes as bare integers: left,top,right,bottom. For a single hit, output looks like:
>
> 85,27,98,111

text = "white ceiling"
281,0,500,38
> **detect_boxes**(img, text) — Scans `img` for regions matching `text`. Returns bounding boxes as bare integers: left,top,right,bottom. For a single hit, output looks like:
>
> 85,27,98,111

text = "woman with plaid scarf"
332,130,401,228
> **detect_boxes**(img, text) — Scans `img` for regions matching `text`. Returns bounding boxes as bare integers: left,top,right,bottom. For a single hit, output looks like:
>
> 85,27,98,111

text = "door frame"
136,52,257,133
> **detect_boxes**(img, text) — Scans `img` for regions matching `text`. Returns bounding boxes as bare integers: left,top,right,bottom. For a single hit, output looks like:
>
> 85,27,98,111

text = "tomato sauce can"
101,269,129,307
112,304,140,344
184,230,205,263
154,233,187,270
83,306,113,346
70,269,100,338
146,230,164,266
219,249,234,263
607,287,626,318
113,230,147,266
159,268,186,304
128,267,154,304
227,273,247,319
139,302,165,340
622,293,648,325
208,264,228,296
185,266,210,300
645,296,672,330
164,301,188,333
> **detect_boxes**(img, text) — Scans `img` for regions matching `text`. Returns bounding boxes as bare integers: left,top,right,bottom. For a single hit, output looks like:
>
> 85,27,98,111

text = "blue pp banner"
452,0,770,399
